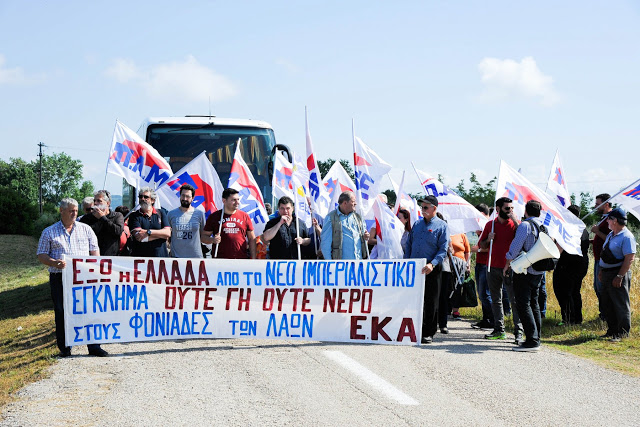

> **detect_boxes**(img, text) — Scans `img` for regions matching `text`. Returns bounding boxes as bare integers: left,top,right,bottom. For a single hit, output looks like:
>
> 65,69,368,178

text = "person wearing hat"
403,195,450,344
598,207,636,341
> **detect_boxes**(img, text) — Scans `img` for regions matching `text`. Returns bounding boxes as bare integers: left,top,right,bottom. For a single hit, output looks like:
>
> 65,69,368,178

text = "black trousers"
552,263,587,324
439,271,452,329
600,269,631,337
50,273,100,353
513,273,543,346
422,265,442,338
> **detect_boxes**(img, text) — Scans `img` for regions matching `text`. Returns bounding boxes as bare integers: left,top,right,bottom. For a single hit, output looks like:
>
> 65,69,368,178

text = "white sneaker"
512,344,541,352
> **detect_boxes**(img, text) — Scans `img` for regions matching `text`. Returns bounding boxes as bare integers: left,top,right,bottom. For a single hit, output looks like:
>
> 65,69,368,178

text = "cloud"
0,54,43,85
104,55,236,103
478,57,560,106
275,58,301,74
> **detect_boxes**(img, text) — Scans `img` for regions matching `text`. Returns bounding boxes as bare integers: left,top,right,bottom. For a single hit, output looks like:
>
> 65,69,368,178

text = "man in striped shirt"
37,198,107,357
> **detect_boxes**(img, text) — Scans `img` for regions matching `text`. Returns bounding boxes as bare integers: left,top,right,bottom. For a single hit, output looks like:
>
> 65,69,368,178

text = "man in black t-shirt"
128,187,171,257
263,196,310,259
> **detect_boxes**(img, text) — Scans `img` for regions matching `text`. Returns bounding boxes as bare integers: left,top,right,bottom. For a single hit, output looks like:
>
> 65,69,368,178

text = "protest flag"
412,164,488,235
352,129,392,215
106,120,173,189
228,141,269,236
546,150,571,207
305,108,331,218
155,151,224,220
603,178,640,221
390,171,422,225
371,197,405,259
322,161,357,212
495,160,585,255
292,153,313,228
272,149,294,200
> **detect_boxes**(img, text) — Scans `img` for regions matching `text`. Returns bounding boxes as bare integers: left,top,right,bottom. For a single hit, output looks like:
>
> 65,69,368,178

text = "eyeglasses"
502,206,513,211
421,205,433,210
138,195,151,200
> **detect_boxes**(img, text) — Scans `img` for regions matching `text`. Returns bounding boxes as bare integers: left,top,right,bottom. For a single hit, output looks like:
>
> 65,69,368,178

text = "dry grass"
463,254,640,375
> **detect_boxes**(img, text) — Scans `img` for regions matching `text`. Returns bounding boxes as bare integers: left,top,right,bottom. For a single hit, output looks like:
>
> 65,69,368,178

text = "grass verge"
0,235,57,409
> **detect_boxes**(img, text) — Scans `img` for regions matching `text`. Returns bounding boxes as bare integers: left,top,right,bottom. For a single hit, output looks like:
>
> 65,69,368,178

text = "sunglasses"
138,195,152,200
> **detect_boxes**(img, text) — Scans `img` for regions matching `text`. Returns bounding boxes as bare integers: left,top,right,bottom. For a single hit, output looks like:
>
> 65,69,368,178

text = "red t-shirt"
478,218,517,269
204,210,254,259
592,215,611,261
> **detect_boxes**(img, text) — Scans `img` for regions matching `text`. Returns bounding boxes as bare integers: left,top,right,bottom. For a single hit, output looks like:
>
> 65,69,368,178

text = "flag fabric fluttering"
272,149,294,200
495,160,585,255
353,136,392,215
155,151,224,220
609,178,640,221
106,120,173,189
413,165,488,235
228,142,269,236
546,150,571,207
322,161,357,212
390,172,421,225
292,153,313,228
305,109,331,218
371,197,405,259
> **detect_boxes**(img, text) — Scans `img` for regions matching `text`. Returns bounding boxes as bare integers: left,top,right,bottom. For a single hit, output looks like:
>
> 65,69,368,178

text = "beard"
498,209,510,220
140,201,151,211
180,200,191,208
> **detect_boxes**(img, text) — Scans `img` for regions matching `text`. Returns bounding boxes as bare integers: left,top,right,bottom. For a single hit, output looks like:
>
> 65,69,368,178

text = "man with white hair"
128,187,171,257
37,198,106,357
78,196,94,221
80,190,124,256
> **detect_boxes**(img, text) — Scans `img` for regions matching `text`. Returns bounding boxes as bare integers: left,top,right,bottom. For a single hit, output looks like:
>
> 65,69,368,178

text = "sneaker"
601,331,614,339
514,335,524,345
472,320,494,329
421,336,433,344
59,347,71,358
440,327,449,334
556,321,565,327
484,331,507,340
512,344,541,352
88,348,109,357
452,311,461,319
610,336,622,343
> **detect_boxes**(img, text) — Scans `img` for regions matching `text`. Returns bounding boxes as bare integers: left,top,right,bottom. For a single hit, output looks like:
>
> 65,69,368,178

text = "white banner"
609,178,640,221
63,257,426,346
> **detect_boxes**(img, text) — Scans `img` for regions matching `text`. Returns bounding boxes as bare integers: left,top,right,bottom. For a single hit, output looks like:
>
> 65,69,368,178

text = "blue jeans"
475,263,492,322
513,273,544,346
539,275,547,318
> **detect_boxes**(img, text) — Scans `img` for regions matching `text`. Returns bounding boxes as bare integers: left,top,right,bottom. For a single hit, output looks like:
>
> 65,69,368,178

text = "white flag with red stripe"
272,150,294,200
106,120,173,189
229,142,269,235
305,109,331,218
390,171,422,225
413,165,487,235
372,197,405,259
155,151,224,220
546,150,571,207
609,178,640,221
322,161,357,211
353,136,392,214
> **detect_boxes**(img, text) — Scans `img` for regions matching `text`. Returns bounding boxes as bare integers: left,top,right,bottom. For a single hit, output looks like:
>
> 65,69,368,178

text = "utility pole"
38,142,44,215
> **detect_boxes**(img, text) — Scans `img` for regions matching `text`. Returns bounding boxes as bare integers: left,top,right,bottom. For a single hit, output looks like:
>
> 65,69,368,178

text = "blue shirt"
320,209,364,260
403,216,449,266
37,221,99,273
506,218,544,275
599,227,637,268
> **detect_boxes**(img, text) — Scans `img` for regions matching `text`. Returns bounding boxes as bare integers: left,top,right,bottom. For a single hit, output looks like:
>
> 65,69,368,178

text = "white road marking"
324,350,419,406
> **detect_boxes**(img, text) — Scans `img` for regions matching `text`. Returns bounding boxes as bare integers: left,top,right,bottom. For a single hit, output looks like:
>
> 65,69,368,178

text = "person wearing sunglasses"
128,187,171,257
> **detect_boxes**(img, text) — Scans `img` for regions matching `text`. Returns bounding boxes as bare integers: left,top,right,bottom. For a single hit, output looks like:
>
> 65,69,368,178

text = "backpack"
529,220,558,271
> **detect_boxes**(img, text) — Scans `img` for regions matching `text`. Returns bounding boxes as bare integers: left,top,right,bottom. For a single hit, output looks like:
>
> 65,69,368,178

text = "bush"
32,212,59,238
0,187,39,235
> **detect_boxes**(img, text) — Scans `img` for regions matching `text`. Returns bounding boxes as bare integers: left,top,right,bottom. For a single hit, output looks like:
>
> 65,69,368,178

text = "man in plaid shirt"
37,198,107,357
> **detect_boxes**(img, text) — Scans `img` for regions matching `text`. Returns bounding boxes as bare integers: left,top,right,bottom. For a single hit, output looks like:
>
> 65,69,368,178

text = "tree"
40,152,86,204
455,173,496,207
317,158,355,181
0,158,39,205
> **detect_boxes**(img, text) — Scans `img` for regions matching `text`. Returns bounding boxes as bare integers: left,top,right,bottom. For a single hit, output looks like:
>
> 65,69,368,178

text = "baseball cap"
608,207,628,222
418,195,438,207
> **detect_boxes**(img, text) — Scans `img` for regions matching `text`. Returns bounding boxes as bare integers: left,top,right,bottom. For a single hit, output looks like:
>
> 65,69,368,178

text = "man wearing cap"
320,191,370,260
403,195,450,344
598,207,636,341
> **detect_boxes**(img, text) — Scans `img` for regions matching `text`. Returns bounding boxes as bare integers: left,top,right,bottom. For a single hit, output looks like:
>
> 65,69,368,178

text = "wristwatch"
616,274,624,279
147,229,152,236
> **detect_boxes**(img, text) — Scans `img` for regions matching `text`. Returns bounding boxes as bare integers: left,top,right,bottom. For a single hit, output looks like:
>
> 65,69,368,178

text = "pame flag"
292,153,313,228
496,160,585,255
107,120,173,189
372,197,405,259
353,136,392,214
272,149,294,200
229,142,269,235
390,172,422,225
155,151,224,219
305,110,331,218
609,178,640,221
413,165,487,235
322,161,356,211
546,151,571,207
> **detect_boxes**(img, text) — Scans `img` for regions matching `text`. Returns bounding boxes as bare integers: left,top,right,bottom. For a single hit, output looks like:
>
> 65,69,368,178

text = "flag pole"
103,119,119,190
352,118,370,259
294,189,302,260
581,177,640,220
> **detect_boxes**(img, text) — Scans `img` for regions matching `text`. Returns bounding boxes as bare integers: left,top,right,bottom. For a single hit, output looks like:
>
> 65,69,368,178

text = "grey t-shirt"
168,208,206,258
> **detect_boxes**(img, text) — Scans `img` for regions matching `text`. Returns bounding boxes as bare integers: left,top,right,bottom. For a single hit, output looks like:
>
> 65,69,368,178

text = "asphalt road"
3,320,640,426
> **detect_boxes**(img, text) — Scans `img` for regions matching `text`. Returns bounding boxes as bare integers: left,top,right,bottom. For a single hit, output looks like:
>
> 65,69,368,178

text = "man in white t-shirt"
168,184,207,258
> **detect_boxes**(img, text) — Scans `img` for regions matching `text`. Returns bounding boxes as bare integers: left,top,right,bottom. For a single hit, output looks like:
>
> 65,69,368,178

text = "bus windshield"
146,124,276,201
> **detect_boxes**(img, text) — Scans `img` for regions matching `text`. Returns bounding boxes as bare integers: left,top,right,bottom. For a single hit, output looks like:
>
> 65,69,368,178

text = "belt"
600,266,621,273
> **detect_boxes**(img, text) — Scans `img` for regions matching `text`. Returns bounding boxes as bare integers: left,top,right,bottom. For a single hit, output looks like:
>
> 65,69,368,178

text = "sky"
1,1,639,203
